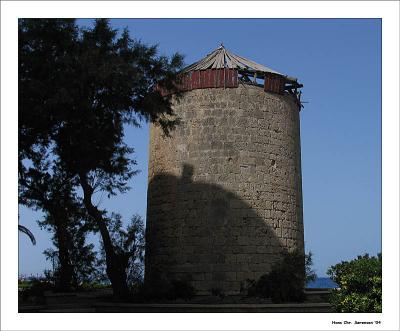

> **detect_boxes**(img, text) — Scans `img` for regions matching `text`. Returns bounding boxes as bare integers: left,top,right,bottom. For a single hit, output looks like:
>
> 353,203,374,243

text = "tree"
19,19,83,292
96,214,145,292
42,237,98,288
19,19,79,162
19,148,96,291
19,18,183,300
38,190,98,289
327,253,382,313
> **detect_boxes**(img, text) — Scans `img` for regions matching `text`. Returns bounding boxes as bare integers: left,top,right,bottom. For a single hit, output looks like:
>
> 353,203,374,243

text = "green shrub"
327,253,382,313
245,250,313,303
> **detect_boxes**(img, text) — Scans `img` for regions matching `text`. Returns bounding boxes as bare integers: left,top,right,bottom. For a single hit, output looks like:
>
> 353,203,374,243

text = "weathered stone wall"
145,84,304,295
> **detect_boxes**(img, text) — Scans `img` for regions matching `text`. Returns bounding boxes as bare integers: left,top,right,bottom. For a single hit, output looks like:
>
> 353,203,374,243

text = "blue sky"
19,18,381,277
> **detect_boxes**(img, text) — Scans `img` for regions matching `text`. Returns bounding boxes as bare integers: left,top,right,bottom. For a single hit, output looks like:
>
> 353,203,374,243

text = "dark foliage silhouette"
19,150,96,291
96,213,145,294
19,18,183,299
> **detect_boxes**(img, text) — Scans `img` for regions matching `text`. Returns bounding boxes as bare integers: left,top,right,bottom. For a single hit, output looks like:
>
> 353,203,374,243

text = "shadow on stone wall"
145,163,292,295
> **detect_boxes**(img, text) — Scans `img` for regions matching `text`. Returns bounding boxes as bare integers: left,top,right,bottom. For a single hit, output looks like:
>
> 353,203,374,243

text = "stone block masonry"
145,84,304,295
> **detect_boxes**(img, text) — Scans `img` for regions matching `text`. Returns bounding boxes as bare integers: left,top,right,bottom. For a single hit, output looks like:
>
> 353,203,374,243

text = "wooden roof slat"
181,45,299,84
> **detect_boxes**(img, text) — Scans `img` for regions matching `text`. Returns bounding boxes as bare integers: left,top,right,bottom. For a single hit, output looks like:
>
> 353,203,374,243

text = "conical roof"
182,45,283,76
155,45,302,96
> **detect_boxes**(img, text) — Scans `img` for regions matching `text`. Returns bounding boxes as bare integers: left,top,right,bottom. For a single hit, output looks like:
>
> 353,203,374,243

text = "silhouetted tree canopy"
19,146,98,291
19,18,184,299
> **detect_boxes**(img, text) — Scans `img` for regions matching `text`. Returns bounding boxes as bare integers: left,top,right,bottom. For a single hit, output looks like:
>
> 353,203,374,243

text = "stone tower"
145,46,304,295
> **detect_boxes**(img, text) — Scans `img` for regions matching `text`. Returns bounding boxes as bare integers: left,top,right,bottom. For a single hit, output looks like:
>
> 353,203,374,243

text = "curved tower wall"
146,84,304,295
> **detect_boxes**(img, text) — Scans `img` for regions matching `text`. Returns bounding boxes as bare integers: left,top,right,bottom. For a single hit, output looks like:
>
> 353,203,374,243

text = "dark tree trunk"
54,221,74,292
19,175,75,292
79,173,130,301
45,205,74,292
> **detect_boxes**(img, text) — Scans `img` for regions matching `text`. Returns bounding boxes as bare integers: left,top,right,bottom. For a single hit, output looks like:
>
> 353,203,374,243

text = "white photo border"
1,1,398,330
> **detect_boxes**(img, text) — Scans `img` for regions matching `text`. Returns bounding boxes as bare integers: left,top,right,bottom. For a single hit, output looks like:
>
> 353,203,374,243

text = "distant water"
306,277,338,288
